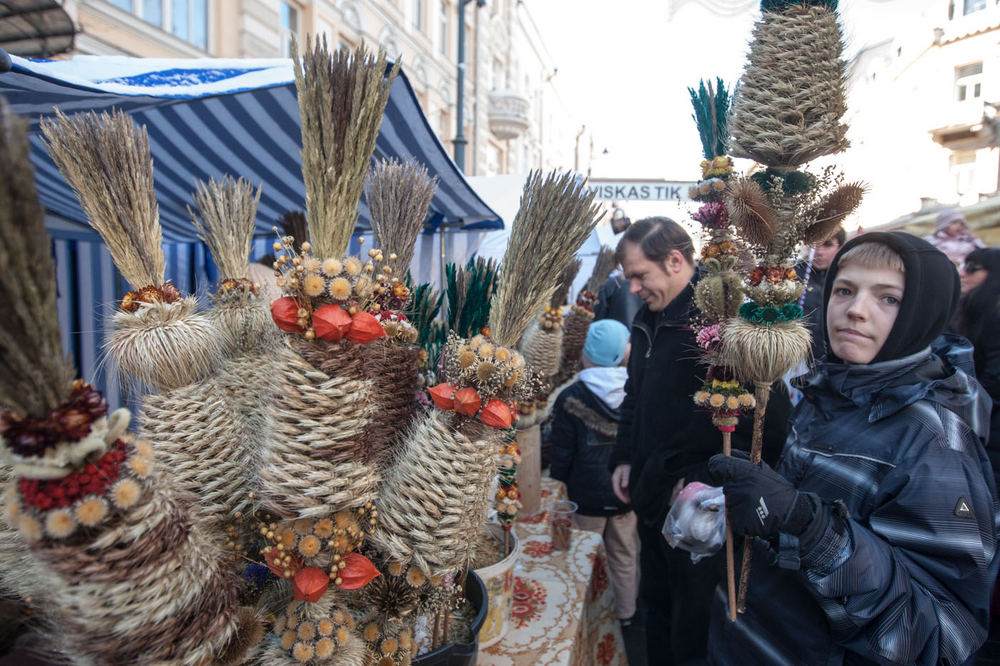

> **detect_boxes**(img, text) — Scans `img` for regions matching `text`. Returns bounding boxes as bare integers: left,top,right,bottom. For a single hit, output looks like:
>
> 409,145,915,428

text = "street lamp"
453,0,486,173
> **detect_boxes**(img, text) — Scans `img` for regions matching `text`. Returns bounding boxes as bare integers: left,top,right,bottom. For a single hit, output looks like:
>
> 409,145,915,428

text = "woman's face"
960,259,988,294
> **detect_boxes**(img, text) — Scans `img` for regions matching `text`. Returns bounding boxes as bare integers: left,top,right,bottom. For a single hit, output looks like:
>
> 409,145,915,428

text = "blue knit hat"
583,319,630,367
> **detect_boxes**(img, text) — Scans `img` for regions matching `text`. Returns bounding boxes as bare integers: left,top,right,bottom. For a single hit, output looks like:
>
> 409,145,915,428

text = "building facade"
59,0,576,177
841,0,1000,230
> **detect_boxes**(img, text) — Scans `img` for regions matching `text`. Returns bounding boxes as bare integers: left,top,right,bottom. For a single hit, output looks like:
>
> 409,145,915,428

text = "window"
956,62,983,102
171,0,207,49
438,110,449,138
110,0,132,10
439,1,449,56
143,0,162,27
950,151,977,196
413,0,424,31
964,0,987,14
281,1,300,57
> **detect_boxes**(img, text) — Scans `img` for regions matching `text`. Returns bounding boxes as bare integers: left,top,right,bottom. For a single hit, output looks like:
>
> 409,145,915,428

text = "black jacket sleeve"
547,392,578,483
610,361,636,471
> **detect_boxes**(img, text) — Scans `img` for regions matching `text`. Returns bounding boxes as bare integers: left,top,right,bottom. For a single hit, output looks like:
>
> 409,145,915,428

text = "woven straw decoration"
553,309,592,386
209,291,275,356
520,319,563,379
370,409,501,577
257,339,378,519
729,6,848,168
106,297,222,391
360,340,421,464
12,438,258,665
720,317,811,385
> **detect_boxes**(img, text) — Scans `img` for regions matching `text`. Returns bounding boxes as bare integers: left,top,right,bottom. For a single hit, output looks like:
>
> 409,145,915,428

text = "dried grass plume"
367,158,438,275
41,108,164,289
803,182,865,245
294,37,400,259
584,246,617,294
188,176,262,279
725,177,776,248
489,171,603,348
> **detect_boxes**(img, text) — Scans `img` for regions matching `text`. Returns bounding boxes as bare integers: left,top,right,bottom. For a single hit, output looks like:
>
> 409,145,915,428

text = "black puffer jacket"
609,277,790,528
548,378,628,516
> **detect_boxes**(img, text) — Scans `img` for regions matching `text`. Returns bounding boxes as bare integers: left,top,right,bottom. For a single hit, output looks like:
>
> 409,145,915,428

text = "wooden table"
479,479,628,666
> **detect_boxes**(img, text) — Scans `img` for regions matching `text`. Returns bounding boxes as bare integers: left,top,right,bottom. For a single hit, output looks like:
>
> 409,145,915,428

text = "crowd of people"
544,210,1000,665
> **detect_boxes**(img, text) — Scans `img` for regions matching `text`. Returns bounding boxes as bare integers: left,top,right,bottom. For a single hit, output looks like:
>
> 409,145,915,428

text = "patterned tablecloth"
480,479,628,666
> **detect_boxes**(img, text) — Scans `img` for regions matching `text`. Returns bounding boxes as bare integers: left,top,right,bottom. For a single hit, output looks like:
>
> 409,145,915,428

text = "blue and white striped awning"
0,54,502,241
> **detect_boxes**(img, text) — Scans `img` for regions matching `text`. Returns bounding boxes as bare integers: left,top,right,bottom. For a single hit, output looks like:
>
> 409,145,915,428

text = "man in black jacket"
609,217,787,665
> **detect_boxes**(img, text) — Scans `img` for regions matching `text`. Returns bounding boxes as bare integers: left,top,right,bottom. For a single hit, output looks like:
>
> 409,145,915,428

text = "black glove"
708,454,815,540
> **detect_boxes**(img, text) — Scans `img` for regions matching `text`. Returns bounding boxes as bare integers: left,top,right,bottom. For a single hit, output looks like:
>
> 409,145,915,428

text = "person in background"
952,248,1000,478
797,226,846,361
609,217,788,665
924,208,985,268
708,232,998,665
547,318,639,627
595,210,643,328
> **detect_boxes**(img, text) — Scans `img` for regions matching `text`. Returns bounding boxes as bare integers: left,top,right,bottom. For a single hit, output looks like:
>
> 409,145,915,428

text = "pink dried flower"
692,202,728,229
696,324,722,351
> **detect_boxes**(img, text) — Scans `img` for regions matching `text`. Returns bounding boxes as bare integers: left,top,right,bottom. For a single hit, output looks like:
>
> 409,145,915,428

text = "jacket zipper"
634,320,684,359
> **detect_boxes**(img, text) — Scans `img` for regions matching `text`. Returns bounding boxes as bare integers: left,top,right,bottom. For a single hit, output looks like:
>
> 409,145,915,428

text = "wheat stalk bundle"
584,246,617,295
368,158,438,275
189,176,261,280
550,258,582,309
294,38,399,259
489,171,603,349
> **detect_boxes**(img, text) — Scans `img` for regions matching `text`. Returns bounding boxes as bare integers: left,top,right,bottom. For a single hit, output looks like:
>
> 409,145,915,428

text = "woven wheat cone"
516,423,542,517
209,291,274,355
257,338,378,519
553,309,592,386
370,409,501,576
729,5,848,168
521,321,563,379
21,443,258,665
361,340,420,464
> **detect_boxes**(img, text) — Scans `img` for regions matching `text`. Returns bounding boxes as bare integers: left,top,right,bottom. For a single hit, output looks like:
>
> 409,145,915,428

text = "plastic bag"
661,481,726,563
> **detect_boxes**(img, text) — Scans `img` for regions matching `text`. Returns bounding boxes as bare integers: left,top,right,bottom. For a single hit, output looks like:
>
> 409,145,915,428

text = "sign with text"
587,179,695,202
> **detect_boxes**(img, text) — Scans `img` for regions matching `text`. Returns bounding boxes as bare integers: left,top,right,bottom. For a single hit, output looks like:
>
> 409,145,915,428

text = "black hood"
823,231,960,364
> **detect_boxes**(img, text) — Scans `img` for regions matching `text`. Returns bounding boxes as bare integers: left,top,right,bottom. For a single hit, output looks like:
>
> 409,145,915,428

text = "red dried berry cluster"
1,382,109,457
120,282,182,313
18,439,127,510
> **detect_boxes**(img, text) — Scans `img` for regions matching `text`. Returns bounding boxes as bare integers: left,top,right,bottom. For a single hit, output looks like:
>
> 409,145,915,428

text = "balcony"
488,89,530,141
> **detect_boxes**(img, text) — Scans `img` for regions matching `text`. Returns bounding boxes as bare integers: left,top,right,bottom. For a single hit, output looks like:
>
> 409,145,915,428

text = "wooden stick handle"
722,430,737,622
736,382,772,613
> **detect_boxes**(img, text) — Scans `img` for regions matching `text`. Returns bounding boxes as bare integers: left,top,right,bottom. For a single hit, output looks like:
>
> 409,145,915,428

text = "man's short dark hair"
614,216,695,266
825,226,847,247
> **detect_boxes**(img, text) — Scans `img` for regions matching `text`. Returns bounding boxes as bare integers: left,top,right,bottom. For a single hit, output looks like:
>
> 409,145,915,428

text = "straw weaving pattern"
554,310,591,386
361,340,420,464
371,410,500,576
521,324,562,379
729,6,848,168
258,339,377,518
209,294,274,355
22,445,255,665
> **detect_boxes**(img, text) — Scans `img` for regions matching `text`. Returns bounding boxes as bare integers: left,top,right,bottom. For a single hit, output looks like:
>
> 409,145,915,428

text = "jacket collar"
803,336,989,435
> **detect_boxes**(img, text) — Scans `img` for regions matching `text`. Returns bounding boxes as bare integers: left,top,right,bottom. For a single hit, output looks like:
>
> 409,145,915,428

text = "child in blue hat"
547,318,639,625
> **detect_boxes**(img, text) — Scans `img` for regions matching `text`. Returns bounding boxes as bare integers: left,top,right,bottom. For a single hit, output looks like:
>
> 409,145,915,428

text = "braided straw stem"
257,339,378,519
370,410,501,577
554,309,592,386
729,6,848,168
21,440,258,665
361,340,420,464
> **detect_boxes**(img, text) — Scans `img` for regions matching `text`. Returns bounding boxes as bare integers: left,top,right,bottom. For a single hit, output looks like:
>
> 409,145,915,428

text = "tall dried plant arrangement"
41,108,163,290
0,100,74,418
41,108,220,390
368,157,438,275
554,246,617,388
294,38,400,259
584,246,617,295
489,171,603,349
